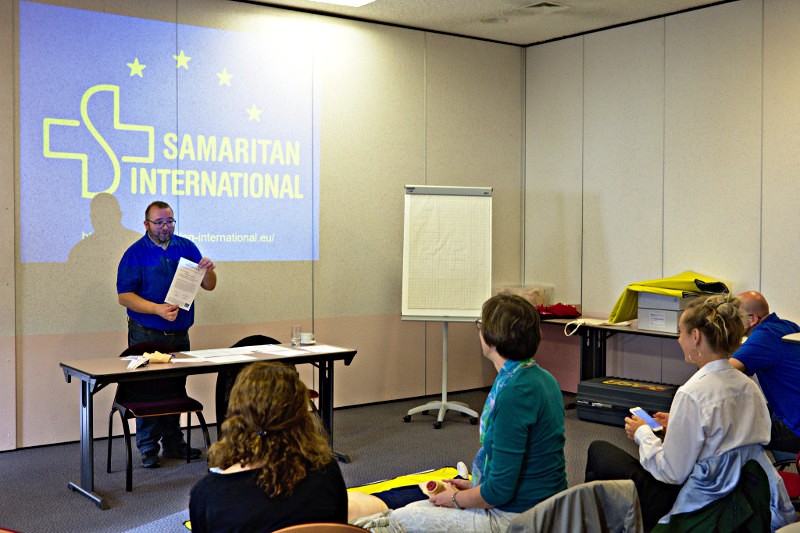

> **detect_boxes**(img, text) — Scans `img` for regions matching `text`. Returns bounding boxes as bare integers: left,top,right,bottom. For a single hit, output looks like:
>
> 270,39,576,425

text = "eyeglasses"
474,319,482,330
747,313,762,321
147,218,176,227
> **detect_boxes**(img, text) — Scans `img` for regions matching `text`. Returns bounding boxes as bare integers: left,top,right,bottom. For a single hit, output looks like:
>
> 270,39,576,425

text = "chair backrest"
230,334,281,348
116,341,186,401
216,334,282,426
508,479,643,533
272,523,366,533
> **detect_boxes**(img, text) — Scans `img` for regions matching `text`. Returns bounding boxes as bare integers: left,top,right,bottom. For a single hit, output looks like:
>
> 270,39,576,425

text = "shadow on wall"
63,193,142,331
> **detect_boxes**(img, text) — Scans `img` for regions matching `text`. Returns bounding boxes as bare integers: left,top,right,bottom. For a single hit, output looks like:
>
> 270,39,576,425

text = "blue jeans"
128,319,191,455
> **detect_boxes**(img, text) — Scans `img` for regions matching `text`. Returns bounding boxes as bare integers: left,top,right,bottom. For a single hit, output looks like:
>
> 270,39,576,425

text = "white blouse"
633,358,770,484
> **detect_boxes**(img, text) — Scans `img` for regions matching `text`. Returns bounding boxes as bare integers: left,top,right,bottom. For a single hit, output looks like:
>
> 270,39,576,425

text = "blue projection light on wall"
19,1,320,263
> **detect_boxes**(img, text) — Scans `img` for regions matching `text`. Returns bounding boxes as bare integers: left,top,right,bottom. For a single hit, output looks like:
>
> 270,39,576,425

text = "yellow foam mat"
347,467,459,495
183,466,462,530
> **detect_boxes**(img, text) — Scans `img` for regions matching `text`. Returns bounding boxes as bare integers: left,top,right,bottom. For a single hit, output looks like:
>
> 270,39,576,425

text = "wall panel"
524,38,583,306
663,0,762,291
526,0,778,388
0,0,15,450
424,33,523,393
762,0,800,323
582,20,665,316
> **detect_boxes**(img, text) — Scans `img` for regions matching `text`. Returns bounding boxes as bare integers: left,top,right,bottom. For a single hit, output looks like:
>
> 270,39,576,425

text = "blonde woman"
190,362,347,532
585,294,795,531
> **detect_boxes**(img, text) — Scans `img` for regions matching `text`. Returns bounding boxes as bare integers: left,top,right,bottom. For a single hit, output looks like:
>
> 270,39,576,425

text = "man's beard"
148,228,172,245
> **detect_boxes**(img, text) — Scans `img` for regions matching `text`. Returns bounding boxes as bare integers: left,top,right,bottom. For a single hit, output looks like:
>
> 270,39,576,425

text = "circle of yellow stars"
126,51,262,122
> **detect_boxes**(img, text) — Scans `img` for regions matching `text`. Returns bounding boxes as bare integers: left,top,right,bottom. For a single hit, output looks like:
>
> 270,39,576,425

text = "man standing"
117,200,217,468
731,291,800,454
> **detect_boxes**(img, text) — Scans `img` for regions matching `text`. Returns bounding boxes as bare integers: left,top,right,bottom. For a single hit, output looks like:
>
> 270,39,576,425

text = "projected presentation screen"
19,1,319,263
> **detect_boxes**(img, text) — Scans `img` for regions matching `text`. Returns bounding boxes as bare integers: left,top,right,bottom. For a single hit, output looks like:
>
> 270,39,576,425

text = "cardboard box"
495,284,555,307
638,307,681,333
636,293,699,333
638,292,697,311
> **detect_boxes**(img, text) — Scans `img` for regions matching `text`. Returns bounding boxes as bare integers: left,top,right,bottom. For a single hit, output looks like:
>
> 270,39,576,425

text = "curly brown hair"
208,362,333,498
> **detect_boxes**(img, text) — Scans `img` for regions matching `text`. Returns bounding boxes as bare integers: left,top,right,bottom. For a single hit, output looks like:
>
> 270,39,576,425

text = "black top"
189,460,348,533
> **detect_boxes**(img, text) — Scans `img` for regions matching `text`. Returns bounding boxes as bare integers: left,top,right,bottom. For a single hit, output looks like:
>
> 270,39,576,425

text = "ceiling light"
480,17,508,24
306,0,376,6
522,2,569,14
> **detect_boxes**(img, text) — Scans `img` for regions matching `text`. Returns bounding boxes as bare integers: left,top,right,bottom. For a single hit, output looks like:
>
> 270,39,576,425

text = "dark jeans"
128,320,191,455
585,440,682,531
371,474,469,509
768,413,800,455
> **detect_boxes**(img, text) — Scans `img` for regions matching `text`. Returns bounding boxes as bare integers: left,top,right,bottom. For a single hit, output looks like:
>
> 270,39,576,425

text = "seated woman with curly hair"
189,362,347,532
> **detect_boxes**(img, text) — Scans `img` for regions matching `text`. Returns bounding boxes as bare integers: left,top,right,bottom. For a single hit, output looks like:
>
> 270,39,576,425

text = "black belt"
128,318,187,336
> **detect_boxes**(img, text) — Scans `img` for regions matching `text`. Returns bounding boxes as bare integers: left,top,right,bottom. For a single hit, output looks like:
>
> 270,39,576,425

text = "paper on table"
259,347,307,356
241,344,289,353
183,347,254,357
209,355,257,364
165,257,206,311
301,344,347,353
249,345,294,353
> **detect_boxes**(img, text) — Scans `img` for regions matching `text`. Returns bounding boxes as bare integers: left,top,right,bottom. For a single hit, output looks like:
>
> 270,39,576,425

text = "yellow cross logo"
42,84,155,198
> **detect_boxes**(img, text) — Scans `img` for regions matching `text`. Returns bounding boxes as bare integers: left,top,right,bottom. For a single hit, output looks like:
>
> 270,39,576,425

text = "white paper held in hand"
165,257,206,311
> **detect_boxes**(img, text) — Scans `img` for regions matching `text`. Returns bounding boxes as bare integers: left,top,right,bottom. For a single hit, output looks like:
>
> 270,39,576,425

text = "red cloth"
777,469,800,499
536,303,581,319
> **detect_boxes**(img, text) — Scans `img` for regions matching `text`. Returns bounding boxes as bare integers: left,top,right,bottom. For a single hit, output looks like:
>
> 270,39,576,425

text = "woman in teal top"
387,293,567,532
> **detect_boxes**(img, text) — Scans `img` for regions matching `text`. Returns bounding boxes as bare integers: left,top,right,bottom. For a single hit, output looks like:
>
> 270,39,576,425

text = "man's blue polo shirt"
117,233,202,332
734,312,800,436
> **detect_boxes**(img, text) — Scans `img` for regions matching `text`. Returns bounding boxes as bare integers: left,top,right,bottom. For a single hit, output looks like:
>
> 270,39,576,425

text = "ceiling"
240,0,734,46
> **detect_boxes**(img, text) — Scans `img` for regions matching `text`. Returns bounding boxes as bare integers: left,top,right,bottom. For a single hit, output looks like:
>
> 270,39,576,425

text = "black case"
576,376,678,427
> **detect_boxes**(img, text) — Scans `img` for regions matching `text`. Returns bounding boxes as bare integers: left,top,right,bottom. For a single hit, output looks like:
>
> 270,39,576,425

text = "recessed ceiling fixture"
480,17,508,24
306,0,376,6
522,1,570,14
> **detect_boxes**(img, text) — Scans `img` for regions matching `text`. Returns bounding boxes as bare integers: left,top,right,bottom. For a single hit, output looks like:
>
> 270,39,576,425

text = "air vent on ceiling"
522,2,570,14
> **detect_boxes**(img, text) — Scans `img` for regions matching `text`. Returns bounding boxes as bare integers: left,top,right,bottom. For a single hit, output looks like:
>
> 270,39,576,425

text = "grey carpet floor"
0,390,636,533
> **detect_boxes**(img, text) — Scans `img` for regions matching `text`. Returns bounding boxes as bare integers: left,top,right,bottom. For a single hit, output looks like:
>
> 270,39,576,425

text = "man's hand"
156,303,180,321
197,257,215,271
198,257,217,291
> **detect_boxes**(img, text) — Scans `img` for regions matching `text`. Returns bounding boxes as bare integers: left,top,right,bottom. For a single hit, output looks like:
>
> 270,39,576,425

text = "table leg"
318,360,333,437
596,330,607,377
67,378,109,509
580,328,607,381
318,361,350,463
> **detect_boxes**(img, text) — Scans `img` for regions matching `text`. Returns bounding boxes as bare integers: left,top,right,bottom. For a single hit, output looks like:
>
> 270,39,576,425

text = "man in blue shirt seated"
116,200,217,468
730,291,800,455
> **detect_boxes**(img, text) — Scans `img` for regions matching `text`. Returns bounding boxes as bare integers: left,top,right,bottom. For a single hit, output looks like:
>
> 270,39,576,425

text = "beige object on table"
144,351,173,364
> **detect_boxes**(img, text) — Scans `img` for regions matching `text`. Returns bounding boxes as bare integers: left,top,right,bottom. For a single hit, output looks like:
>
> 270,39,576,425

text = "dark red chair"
774,452,800,511
215,335,282,429
106,341,210,492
